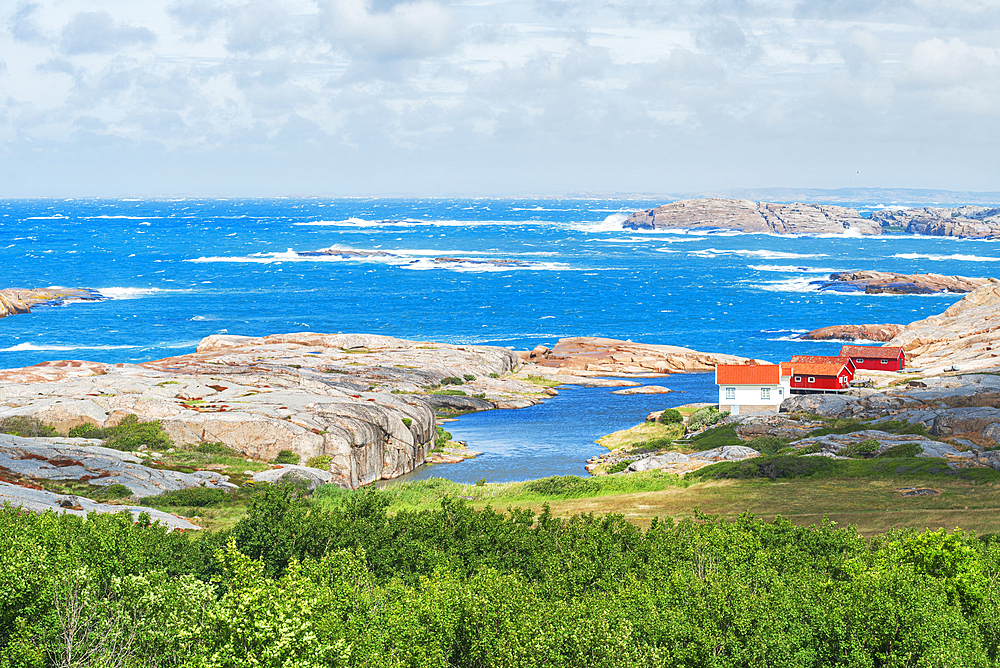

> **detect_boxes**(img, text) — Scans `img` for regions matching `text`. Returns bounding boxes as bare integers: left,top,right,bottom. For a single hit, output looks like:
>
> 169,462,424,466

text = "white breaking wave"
398,258,573,273
691,248,827,259
85,215,164,220
893,252,1000,262
1,342,139,352
96,287,170,299
755,278,824,293
293,217,551,228
749,264,842,273
567,212,634,233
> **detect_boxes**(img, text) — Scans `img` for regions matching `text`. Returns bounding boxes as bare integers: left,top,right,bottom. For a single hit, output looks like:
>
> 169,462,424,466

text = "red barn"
790,355,857,380
839,345,906,372
789,362,852,393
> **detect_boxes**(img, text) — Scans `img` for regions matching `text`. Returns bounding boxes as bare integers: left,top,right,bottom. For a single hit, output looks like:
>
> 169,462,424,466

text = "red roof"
788,363,848,377
839,345,904,359
790,355,855,367
716,364,780,385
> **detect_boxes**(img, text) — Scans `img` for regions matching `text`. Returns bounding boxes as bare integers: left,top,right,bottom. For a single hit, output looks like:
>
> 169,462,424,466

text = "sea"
1,197,995,483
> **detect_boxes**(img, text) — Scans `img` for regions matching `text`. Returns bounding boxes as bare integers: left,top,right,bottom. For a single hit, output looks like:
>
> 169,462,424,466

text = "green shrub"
523,475,600,498
488,372,500,378
879,443,924,458
435,427,452,449
196,441,238,455
68,422,101,438
656,409,683,425
692,455,837,480
843,438,881,458
0,416,57,438
606,461,633,474
274,450,299,465
440,376,464,386
401,417,413,427
306,455,332,470
873,420,930,436
101,483,133,499
795,442,824,455
688,407,728,431
475,477,486,487
145,487,226,507
98,414,172,452
463,374,475,381
690,425,742,449
744,436,788,456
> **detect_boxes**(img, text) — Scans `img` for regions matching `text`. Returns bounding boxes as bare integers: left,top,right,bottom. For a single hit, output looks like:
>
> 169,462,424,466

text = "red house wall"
851,353,905,371
790,371,851,390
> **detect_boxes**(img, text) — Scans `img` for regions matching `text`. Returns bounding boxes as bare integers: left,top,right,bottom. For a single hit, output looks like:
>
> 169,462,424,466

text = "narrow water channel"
395,373,718,484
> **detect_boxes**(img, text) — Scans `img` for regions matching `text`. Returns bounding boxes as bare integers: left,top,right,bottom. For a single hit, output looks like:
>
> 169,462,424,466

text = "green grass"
517,374,561,388
689,425,742,449
597,421,686,453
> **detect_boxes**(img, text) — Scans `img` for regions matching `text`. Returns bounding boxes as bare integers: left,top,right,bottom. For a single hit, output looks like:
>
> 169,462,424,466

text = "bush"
843,438,881,458
0,416,57,438
145,487,226,507
463,374,475,381
688,407,728,431
744,436,788,456
440,376,464,386
68,422,100,438
693,455,838,480
657,409,683,425
401,417,413,427
101,483,133,499
606,461,633,474
306,455,332,470
435,427,452,449
879,443,924,458
274,450,300,465
196,441,238,455
523,475,600,498
690,425,742,449
98,414,172,452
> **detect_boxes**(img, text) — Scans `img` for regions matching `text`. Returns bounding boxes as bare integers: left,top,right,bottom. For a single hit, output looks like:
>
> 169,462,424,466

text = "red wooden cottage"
790,355,857,380
838,345,906,372
788,362,852,393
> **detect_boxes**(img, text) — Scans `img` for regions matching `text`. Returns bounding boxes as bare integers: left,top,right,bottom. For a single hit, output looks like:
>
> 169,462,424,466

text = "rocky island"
0,287,102,318
623,198,882,235
815,270,990,295
871,205,1000,238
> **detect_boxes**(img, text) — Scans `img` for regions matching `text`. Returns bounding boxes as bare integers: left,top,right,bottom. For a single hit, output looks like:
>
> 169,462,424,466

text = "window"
778,388,783,396
881,359,887,364
761,387,770,400
725,387,735,400
808,377,815,383
794,376,801,382
857,358,863,363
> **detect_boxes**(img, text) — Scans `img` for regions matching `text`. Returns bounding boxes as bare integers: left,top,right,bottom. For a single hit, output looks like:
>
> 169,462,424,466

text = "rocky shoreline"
0,287,103,318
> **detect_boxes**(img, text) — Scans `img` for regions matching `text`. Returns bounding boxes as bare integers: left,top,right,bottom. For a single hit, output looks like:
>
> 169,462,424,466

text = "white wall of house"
717,382,790,415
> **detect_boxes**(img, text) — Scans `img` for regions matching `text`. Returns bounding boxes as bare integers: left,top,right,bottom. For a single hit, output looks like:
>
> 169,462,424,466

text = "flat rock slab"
611,386,673,395
0,433,231,497
791,430,965,458
0,481,199,530
527,336,759,375
689,445,761,462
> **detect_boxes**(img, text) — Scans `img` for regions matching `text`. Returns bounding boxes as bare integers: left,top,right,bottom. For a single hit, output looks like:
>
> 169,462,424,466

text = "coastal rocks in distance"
0,481,199,531
521,337,760,376
886,280,1000,375
871,206,1000,238
623,199,881,236
0,287,102,318
801,324,904,342
817,271,990,295
0,332,548,489
610,386,673,395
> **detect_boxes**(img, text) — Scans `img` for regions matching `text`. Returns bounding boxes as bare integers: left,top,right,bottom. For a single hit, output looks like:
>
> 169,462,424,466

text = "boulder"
779,394,860,418
801,324,904,342
626,452,691,472
689,445,760,462
252,465,333,492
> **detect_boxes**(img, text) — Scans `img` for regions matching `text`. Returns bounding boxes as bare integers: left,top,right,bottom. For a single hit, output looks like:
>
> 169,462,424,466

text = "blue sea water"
2,197,997,481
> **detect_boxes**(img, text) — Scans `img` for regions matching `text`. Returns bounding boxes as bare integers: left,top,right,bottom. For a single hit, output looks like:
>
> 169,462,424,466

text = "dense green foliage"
687,407,729,431
274,449,300,464
5,484,1000,666
0,416,57,438
67,414,172,452
656,408,683,425
307,454,334,470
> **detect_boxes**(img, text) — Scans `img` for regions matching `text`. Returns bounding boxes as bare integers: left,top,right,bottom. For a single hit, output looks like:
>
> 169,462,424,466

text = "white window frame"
761,387,770,400
794,376,801,382
881,359,887,364
856,358,863,363
725,387,735,400
808,377,815,383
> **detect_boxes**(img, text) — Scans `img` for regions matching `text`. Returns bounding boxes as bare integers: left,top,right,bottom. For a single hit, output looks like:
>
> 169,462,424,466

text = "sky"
1,0,999,196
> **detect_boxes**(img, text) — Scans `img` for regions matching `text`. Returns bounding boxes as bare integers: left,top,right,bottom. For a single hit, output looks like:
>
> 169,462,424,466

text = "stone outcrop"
623,199,881,235
871,206,1000,238
0,287,102,318
0,482,199,531
801,324,904,342
885,281,1000,374
818,271,990,294
0,332,544,489
790,430,965,459
0,433,234,498
522,337,760,376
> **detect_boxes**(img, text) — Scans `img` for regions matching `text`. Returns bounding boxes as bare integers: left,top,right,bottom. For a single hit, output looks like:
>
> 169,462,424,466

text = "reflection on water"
394,373,718,484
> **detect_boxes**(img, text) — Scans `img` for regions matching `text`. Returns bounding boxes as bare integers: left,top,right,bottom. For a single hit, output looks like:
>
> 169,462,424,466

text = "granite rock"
871,206,1000,238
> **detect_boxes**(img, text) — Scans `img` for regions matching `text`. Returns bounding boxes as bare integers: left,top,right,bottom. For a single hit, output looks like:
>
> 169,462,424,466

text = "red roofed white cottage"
716,364,791,415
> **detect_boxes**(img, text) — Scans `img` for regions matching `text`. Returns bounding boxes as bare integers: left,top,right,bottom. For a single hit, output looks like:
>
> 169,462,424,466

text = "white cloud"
896,37,990,89
838,27,884,75
316,0,456,60
59,11,156,55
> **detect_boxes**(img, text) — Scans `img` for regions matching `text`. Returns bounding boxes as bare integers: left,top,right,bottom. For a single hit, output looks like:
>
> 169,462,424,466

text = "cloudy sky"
1,0,998,196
